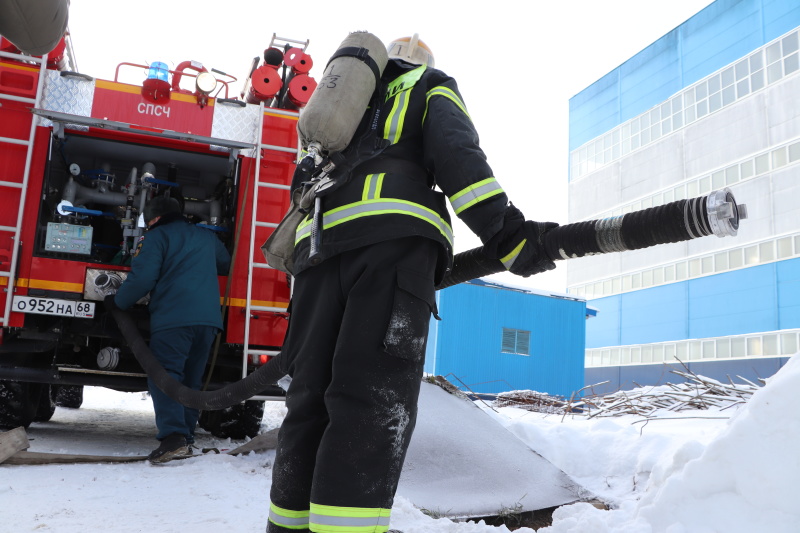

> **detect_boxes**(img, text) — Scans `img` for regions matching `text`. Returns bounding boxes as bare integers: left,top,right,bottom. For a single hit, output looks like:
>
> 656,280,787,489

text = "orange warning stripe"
0,277,287,310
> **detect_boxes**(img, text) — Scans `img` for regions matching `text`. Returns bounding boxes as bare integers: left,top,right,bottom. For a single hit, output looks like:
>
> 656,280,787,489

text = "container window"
501,328,531,355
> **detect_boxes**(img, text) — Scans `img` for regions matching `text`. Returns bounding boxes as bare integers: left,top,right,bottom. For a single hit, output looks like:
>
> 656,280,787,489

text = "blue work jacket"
114,214,231,333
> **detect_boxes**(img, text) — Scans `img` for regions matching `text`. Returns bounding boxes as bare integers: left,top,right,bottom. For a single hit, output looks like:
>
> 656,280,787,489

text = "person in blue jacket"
105,196,231,464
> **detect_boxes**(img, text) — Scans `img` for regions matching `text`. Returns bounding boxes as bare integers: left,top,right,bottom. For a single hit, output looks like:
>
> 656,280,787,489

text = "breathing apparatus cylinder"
46,37,68,70
297,31,388,156
0,0,68,56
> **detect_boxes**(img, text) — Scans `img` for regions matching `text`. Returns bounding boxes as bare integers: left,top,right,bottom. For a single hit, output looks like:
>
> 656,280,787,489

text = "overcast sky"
66,0,716,293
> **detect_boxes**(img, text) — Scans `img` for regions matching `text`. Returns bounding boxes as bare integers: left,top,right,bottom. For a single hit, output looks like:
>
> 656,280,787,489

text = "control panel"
44,222,93,254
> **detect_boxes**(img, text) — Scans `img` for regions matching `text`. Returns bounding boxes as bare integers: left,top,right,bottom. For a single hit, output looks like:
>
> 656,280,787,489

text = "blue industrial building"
568,0,800,393
425,280,590,398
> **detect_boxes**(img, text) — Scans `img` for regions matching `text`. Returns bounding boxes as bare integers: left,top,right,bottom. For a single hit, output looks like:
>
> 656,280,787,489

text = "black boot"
148,433,191,464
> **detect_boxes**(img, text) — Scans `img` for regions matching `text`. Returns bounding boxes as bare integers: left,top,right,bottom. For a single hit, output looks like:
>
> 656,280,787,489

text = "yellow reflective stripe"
449,177,504,215
310,524,389,533
269,502,310,529
269,519,310,530
383,93,402,138
362,173,385,201
310,503,391,518
363,174,373,201
501,238,527,270
309,503,391,533
385,64,426,101
295,199,453,247
423,86,470,124
382,66,426,144
269,513,308,530
270,503,310,518
383,90,411,144
375,173,385,197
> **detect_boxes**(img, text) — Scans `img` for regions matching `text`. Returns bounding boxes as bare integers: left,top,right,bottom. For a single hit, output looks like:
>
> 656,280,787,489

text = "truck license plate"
12,296,95,319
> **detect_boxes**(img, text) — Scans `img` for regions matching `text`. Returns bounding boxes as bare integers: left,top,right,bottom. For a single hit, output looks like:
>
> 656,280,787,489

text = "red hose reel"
246,46,316,107
247,65,283,103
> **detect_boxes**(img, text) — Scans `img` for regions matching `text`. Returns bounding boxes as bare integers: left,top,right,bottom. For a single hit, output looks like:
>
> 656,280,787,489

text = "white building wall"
567,68,800,292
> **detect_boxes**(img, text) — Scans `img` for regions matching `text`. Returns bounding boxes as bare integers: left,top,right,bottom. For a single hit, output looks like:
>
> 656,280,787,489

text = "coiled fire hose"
110,188,747,410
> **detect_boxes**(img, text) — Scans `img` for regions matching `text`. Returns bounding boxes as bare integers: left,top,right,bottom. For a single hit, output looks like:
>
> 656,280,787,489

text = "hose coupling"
706,188,748,237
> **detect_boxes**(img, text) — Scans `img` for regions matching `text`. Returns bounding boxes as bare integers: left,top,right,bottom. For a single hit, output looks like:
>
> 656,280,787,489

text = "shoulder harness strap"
327,46,382,85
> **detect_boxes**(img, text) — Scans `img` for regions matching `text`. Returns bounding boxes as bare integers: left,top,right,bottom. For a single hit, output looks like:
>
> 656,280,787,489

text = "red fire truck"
0,31,316,438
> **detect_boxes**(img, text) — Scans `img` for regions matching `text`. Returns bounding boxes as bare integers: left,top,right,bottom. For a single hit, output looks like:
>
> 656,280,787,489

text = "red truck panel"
92,80,214,136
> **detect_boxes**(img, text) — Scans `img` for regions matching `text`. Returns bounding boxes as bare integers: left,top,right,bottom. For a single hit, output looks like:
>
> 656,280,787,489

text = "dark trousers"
148,325,217,443
268,237,439,532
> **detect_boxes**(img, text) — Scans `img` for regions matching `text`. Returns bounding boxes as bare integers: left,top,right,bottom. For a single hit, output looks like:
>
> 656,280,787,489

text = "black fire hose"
436,188,747,289
111,188,746,410
109,305,288,411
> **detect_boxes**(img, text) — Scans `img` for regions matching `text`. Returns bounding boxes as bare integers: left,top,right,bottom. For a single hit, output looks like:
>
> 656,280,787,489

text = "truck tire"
0,380,41,429
198,399,265,440
33,384,56,422
54,385,84,408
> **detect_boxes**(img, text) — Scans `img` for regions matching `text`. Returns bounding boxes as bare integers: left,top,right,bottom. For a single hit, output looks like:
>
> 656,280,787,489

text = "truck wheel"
33,384,56,422
54,385,84,408
0,380,41,429
198,400,265,440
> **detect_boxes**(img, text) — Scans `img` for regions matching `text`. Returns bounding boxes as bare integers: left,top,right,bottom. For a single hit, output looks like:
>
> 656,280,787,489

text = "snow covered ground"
2,353,798,533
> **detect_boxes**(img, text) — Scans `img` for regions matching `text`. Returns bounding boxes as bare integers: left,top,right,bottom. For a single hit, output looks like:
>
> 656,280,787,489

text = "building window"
569,28,800,181
584,330,800,367
568,230,800,299
501,328,530,355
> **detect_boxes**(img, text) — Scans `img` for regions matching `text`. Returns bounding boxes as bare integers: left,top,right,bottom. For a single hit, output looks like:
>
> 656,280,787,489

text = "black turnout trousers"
268,236,439,532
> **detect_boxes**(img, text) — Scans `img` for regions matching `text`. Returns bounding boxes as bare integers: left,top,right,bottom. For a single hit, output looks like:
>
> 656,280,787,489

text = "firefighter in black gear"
267,34,557,532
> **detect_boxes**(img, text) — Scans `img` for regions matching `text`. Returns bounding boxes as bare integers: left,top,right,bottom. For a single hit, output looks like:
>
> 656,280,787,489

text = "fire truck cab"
0,32,314,438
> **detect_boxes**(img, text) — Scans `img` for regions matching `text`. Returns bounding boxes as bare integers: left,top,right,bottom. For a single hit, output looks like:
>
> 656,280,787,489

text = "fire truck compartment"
36,131,237,265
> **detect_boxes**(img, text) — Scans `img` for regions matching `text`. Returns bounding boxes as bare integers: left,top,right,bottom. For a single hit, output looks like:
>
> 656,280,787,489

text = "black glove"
484,204,558,278
103,294,118,311
506,220,559,277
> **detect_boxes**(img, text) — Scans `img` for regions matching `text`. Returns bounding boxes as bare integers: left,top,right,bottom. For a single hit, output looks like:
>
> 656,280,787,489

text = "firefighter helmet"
386,34,434,68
